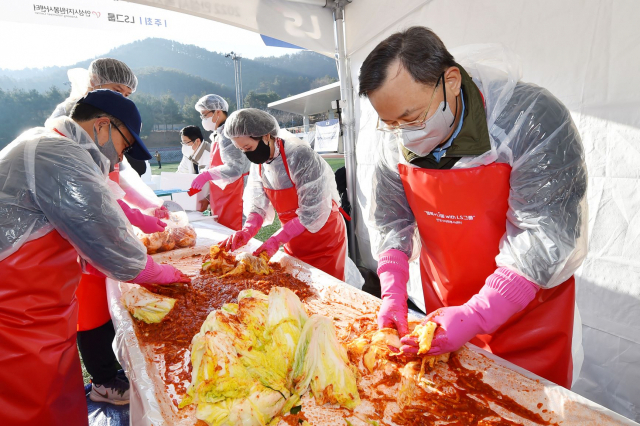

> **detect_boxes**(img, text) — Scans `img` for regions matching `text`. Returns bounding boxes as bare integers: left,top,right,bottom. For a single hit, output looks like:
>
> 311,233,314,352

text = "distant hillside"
134,67,235,103
0,38,338,99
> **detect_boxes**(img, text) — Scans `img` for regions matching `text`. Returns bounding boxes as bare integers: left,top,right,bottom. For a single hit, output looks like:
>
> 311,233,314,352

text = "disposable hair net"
48,59,137,123
367,44,588,289
88,58,138,92
0,116,147,281
224,108,280,139
208,123,251,190
195,94,229,113
244,130,339,233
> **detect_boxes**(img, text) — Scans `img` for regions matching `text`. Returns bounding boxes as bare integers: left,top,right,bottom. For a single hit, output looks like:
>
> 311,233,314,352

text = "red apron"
0,231,88,425
73,139,118,332
208,139,246,231
398,162,575,388
260,138,347,281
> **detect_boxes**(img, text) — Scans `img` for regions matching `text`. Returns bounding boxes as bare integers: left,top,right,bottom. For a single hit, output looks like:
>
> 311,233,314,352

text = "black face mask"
244,139,271,164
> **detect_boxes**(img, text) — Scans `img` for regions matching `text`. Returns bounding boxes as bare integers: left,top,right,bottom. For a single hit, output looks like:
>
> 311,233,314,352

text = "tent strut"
327,0,357,262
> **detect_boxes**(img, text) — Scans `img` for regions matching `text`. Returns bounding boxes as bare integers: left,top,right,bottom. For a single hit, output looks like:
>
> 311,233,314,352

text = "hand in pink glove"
117,199,167,234
191,169,221,190
377,249,410,336
400,267,539,355
131,255,191,285
153,205,170,219
253,217,306,258
220,213,264,251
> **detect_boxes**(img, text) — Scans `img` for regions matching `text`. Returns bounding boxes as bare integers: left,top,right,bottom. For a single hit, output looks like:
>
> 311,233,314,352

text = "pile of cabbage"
180,287,360,426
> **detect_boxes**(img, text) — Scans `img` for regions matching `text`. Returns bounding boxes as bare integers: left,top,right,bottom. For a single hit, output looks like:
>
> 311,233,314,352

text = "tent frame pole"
330,0,358,262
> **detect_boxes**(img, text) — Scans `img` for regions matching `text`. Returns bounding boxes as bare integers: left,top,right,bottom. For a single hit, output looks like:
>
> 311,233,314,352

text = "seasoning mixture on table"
126,248,559,426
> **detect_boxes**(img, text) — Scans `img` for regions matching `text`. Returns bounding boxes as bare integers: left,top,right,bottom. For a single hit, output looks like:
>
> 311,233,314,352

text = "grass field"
150,162,180,174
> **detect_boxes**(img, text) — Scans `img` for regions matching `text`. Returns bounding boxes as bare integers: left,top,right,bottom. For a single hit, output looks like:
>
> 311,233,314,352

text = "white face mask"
202,112,218,132
182,144,194,157
398,100,455,157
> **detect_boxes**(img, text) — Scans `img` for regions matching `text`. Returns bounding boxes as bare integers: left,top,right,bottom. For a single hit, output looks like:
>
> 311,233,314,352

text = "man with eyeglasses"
50,80,170,407
0,90,189,424
359,27,587,389
178,125,211,175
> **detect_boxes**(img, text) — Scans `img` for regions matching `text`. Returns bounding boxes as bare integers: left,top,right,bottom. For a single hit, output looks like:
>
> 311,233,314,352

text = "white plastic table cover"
106,219,639,426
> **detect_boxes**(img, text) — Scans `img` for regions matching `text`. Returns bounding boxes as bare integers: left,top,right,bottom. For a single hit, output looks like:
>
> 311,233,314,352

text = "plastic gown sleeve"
119,158,162,210
368,132,418,260
244,163,275,225
34,140,147,281
493,83,588,288
286,141,337,233
210,131,251,189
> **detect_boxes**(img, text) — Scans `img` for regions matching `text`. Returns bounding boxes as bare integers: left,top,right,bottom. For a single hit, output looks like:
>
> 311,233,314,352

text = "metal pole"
226,52,244,109
237,58,243,108
331,1,357,261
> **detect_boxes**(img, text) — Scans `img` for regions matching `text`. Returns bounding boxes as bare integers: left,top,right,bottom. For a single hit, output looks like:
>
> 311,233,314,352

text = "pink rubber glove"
253,217,306,258
377,249,410,336
220,213,264,251
130,255,191,285
400,267,539,355
191,169,221,190
154,205,170,219
117,199,167,234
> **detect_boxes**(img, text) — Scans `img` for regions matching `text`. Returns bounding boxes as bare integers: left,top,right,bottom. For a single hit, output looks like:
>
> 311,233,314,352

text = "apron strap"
260,138,294,186
277,138,295,185
339,206,351,221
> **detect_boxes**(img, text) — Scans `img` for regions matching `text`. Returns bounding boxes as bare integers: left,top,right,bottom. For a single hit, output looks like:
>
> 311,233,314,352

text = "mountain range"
0,38,338,101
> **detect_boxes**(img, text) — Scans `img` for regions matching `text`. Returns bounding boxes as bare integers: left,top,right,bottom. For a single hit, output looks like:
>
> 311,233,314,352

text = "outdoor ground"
80,157,345,384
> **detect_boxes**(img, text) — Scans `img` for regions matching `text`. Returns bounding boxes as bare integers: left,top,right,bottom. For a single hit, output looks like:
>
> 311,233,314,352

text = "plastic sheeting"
84,382,129,426
108,221,638,426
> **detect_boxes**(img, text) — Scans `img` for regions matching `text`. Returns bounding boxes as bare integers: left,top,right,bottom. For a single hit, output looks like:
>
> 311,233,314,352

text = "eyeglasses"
199,110,214,120
110,121,134,153
376,73,445,133
180,139,194,146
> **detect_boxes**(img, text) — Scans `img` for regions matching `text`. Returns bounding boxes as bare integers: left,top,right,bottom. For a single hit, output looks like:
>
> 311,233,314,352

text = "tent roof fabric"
268,82,341,116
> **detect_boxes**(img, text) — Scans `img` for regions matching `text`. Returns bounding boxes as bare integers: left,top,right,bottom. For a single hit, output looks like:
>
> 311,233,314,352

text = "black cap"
77,89,151,160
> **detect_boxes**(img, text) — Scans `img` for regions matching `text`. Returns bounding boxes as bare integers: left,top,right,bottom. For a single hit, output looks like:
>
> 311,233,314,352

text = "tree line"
0,86,327,149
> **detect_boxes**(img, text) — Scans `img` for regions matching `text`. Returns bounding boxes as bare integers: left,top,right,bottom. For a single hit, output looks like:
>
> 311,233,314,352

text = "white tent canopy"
4,0,639,421
267,81,341,116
